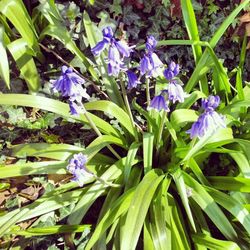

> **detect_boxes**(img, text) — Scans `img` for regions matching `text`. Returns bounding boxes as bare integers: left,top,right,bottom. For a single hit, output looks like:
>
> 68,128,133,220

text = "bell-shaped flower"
139,54,153,76
67,153,93,187
127,70,140,89
168,81,186,103
146,35,157,51
102,26,113,39
114,40,133,58
164,61,180,80
52,66,87,99
149,94,169,111
202,95,220,111
91,39,109,56
69,101,83,116
187,109,226,139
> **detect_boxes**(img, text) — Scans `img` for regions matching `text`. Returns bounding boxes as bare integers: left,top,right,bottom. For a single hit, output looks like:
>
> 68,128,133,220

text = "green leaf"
143,133,154,174
193,233,240,250
120,169,164,250
85,188,135,250
0,94,122,138
206,186,250,235
7,38,40,92
0,25,9,87
208,177,250,192
9,225,91,237
0,0,40,54
183,172,238,241
185,0,250,92
84,100,135,139
0,161,67,178
172,168,196,232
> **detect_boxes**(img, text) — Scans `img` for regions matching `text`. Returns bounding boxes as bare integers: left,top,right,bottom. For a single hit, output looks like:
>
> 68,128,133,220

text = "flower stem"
146,78,150,108
155,110,167,161
82,106,121,159
120,75,139,142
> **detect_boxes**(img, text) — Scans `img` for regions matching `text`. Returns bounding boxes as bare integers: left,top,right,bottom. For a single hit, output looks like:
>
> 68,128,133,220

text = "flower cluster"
52,66,89,116
187,95,226,139
149,61,186,111
67,153,93,187
139,36,163,77
91,27,133,76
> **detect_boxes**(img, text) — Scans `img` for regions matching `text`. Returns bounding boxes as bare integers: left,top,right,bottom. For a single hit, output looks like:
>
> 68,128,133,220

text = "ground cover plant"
0,0,250,249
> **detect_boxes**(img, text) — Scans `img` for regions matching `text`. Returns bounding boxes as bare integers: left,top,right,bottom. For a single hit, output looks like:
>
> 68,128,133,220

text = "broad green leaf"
11,143,83,160
168,193,191,249
0,161,67,178
8,225,91,237
0,187,85,236
149,178,171,250
193,233,240,250
180,0,202,63
172,168,196,232
0,94,122,138
124,142,141,185
85,188,135,250
143,133,154,174
0,0,40,54
208,177,250,192
183,172,238,241
85,100,135,138
183,128,233,162
7,38,40,92
0,25,9,87
206,186,250,234
170,109,198,130
68,158,139,225
120,169,164,250
229,151,250,177
40,24,98,81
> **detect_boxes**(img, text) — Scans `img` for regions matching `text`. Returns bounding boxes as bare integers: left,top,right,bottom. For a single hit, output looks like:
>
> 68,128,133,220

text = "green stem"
82,106,121,160
145,78,150,108
120,75,139,142
155,110,167,161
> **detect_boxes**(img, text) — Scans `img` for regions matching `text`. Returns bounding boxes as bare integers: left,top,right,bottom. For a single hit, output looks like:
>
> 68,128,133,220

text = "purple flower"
52,66,89,101
127,70,140,89
67,153,93,187
146,35,157,51
91,39,109,56
114,40,133,58
149,95,169,111
187,110,226,139
69,101,83,116
164,61,180,80
139,52,163,77
102,26,113,39
168,81,186,103
202,95,220,111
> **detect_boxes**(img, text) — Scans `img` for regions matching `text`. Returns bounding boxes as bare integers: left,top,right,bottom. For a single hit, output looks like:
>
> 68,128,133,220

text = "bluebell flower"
163,61,180,80
102,26,113,39
127,70,140,89
149,94,169,111
69,101,83,116
52,66,89,101
114,40,133,58
202,95,220,110
139,35,163,77
187,110,226,139
67,153,93,187
91,39,109,56
146,35,157,51
168,80,186,103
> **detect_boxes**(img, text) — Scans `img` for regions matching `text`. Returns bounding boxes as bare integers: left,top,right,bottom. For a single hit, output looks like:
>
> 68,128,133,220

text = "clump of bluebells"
52,26,227,186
